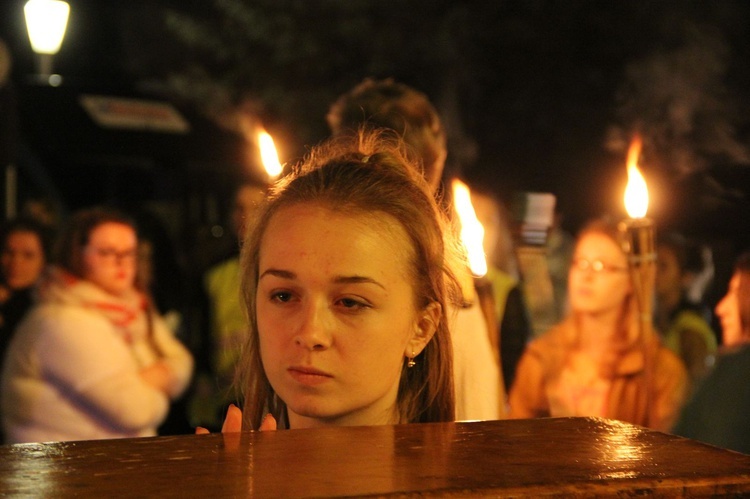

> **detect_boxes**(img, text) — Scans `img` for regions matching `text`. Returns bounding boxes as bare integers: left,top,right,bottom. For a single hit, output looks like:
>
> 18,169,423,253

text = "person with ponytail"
218,129,458,431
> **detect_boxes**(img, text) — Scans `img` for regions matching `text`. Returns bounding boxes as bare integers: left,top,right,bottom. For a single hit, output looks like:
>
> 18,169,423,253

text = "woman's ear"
405,301,441,358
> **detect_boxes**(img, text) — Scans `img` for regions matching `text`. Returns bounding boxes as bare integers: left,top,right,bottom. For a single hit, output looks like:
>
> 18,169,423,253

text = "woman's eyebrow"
259,268,296,280
334,275,386,290
259,270,386,290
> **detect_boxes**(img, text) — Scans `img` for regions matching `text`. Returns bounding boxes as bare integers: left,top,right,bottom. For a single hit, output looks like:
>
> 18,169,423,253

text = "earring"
407,351,416,368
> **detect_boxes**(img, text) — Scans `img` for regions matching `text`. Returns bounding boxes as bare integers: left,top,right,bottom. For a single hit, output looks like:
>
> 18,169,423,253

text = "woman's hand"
195,404,277,434
259,413,277,431
221,404,243,432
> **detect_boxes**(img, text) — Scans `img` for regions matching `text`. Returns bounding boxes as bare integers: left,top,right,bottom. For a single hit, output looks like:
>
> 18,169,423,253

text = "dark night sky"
2,0,750,247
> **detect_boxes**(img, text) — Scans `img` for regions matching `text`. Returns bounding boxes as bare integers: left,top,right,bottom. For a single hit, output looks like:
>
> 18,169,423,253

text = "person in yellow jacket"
190,181,266,430
655,234,717,388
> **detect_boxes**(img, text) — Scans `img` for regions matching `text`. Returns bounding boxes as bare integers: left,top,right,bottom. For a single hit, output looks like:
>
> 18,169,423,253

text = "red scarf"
38,267,148,345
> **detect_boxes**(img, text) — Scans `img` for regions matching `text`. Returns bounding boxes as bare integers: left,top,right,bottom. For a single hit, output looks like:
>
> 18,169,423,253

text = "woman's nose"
715,293,728,319
294,300,332,350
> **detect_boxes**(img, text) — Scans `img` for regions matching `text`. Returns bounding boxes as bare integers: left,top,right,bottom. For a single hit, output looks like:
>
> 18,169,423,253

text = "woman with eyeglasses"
508,218,688,431
1,207,193,443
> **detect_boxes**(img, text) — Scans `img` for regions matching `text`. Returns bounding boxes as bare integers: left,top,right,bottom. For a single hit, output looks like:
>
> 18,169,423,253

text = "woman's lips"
572,286,593,298
288,366,333,385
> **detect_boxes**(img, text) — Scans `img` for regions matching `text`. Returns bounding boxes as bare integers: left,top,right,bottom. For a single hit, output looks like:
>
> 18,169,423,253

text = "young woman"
1,208,193,443
713,252,750,349
673,251,750,453
228,130,457,431
508,219,688,431
326,78,503,422
0,218,53,444
0,218,52,367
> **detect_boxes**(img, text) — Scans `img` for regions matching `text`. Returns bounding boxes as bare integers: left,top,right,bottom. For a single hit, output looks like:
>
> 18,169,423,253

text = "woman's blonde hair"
236,129,457,429
572,218,641,376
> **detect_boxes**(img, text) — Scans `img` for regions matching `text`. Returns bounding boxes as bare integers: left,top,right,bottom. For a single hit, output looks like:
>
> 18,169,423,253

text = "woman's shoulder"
532,319,572,345
714,344,750,372
18,302,112,339
29,300,107,322
524,320,572,360
7,304,117,365
652,336,689,374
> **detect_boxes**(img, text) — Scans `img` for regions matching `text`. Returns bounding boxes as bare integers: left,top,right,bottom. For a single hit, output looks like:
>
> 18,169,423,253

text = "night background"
2,0,750,314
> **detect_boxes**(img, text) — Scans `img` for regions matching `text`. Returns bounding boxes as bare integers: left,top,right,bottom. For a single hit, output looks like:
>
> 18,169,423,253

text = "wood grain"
1,417,748,497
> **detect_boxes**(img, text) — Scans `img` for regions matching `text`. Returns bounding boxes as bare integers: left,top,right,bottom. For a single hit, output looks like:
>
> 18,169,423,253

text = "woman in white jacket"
1,208,193,443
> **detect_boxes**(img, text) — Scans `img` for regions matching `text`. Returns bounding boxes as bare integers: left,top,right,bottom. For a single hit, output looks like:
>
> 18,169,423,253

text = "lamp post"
24,0,70,80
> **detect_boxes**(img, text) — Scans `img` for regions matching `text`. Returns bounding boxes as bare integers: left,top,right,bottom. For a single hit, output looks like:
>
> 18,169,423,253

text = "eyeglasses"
571,258,628,274
87,247,137,263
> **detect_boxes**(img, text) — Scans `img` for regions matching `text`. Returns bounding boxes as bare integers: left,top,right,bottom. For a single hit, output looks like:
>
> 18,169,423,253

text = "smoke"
607,21,749,177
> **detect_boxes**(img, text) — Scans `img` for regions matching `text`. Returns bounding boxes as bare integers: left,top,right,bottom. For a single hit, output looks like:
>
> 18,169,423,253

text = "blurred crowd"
1,77,748,456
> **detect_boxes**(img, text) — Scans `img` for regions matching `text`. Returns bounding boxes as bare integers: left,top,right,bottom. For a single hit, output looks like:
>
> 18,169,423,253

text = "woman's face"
568,232,631,315
256,203,437,428
1,231,45,290
715,272,743,347
82,222,138,297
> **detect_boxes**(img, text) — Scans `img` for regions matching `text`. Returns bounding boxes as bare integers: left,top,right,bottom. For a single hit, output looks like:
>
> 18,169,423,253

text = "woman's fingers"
197,405,276,434
221,404,243,433
259,413,277,431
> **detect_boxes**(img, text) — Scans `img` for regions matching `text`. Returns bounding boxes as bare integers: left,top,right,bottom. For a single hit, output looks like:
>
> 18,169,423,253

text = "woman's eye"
271,291,293,303
337,297,369,310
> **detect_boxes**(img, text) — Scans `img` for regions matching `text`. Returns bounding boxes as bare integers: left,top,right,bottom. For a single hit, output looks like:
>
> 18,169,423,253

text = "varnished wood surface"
1,417,749,497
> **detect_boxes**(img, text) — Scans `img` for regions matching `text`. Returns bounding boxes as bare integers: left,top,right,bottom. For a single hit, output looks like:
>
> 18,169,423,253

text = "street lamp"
24,0,70,79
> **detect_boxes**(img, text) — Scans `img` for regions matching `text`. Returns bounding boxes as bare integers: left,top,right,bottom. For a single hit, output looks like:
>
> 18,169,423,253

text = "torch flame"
624,136,649,219
258,130,283,179
452,179,488,277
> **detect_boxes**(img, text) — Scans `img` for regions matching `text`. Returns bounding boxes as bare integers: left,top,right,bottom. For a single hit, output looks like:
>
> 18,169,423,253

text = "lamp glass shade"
24,0,70,55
